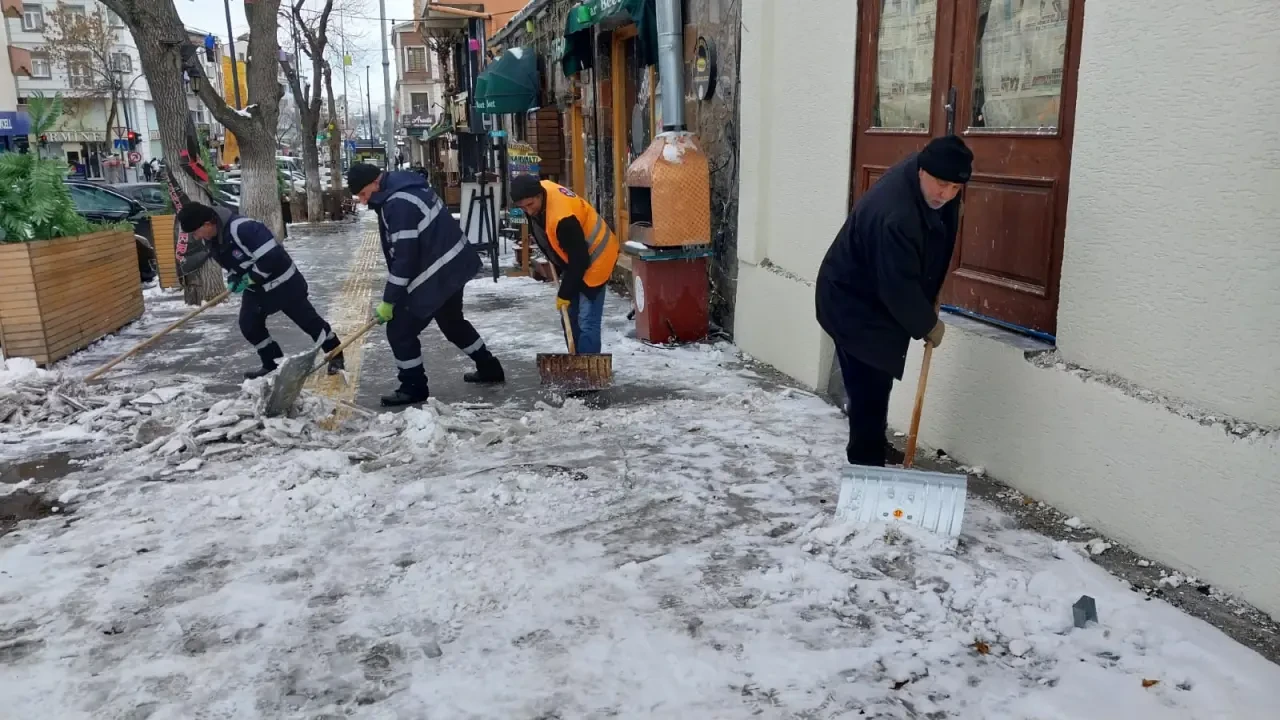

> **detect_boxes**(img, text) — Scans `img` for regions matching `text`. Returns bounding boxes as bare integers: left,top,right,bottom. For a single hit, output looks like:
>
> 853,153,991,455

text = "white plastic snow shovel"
836,342,968,537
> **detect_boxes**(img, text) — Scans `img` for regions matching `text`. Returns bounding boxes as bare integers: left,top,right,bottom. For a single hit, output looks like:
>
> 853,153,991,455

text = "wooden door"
852,0,1083,334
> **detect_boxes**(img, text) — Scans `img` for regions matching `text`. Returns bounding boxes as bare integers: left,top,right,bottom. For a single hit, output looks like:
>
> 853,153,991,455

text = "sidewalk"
1,214,1278,719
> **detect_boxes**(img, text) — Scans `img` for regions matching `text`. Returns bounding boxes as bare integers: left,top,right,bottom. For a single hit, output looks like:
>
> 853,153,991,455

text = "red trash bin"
626,244,712,344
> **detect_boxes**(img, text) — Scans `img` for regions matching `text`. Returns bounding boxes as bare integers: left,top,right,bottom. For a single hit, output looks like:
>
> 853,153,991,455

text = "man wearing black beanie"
814,134,973,468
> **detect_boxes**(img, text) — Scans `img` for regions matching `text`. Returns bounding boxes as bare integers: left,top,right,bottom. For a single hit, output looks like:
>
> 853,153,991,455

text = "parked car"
108,182,171,214
66,181,158,283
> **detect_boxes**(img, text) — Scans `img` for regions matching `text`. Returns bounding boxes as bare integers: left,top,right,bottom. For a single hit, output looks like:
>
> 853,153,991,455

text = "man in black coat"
815,135,973,467
177,202,344,379
347,163,505,407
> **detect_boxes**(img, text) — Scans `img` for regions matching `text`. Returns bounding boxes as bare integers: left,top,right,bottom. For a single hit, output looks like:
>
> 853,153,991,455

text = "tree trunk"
324,63,344,219
101,0,285,255
300,129,323,221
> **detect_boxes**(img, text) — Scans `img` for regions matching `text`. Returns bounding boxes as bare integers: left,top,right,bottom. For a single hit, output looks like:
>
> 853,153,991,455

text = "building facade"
392,20,445,167
6,0,154,177
1,0,33,153
732,0,1280,617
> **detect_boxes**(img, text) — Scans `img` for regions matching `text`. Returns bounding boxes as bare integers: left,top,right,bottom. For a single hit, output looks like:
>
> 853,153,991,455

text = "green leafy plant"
0,93,93,243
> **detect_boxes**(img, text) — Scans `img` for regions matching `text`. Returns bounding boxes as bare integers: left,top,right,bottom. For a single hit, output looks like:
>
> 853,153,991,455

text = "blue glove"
229,275,253,294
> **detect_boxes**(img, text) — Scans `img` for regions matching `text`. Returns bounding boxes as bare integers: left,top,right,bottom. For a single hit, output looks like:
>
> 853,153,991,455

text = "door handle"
945,86,957,135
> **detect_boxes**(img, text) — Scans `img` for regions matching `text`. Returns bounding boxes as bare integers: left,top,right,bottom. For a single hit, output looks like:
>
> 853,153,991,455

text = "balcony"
8,46,32,78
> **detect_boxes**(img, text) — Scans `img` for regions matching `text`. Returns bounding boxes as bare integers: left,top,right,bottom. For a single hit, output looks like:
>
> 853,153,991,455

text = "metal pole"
366,65,374,145
224,0,242,109
341,14,350,164
379,0,394,165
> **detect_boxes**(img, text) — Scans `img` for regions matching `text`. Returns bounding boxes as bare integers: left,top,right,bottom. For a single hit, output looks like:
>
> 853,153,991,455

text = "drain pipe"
656,0,685,131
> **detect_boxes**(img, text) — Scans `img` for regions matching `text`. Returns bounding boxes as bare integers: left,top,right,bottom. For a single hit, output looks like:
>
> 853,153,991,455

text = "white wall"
0,13,17,109
733,0,857,387
1057,0,1280,426
889,328,1280,618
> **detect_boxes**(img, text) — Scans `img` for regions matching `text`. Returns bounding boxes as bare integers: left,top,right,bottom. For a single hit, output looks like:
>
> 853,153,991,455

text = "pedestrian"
814,135,973,468
176,202,345,380
346,162,505,407
509,176,619,355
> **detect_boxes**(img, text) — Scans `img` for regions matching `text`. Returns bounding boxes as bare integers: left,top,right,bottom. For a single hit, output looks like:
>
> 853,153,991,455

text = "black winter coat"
815,154,960,379
369,171,481,319
181,206,303,295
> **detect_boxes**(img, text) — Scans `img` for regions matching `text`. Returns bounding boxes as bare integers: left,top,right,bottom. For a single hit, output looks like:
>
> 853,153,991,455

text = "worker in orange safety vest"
510,176,620,353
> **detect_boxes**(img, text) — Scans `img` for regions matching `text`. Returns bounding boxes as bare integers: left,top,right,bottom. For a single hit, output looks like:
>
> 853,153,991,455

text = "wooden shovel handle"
309,317,380,373
558,306,577,355
85,290,232,383
903,341,934,469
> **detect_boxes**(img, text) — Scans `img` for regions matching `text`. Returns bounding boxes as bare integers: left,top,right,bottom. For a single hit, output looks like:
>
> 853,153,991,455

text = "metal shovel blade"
836,464,968,537
536,352,613,390
263,346,320,417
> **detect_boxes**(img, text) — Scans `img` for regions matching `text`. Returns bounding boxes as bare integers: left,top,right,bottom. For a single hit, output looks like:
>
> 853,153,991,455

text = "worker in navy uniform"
346,163,505,407
177,202,343,379
815,135,973,468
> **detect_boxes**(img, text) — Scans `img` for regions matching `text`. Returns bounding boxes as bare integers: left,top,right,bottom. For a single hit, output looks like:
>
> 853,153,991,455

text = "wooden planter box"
151,214,180,289
0,230,144,366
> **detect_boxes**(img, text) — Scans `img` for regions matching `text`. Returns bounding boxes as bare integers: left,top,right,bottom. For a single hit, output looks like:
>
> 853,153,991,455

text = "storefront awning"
474,47,540,116
560,0,657,76
424,120,455,141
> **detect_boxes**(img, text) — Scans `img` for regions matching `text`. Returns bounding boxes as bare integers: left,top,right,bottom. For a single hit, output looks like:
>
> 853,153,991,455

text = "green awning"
474,47,540,116
561,0,657,76
424,120,455,141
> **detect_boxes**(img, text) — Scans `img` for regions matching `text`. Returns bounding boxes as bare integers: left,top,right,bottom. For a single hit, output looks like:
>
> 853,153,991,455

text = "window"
106,9,123,27
68,53,92,88
69,185,132,215
405,47,427,74
62,5,86,19
410,92,430,115
21,4,42,31
111,53,132,73
30,55,51,79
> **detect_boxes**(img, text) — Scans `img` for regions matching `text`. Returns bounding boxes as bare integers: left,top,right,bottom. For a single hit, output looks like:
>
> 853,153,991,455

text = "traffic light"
127,131,140,150
38,134,47,147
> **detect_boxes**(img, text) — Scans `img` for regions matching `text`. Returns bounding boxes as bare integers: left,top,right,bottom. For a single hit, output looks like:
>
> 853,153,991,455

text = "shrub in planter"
0,93,144,365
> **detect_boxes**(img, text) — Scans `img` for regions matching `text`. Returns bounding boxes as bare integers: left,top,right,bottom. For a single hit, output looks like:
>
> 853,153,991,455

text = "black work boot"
380,385,429,407
463,356,505,384
885,440,906,467
327,352,346,376
244,363,278,380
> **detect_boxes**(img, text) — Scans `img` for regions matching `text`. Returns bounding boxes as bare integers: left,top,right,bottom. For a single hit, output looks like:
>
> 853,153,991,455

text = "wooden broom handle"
84,290,231,383
548,262,576,354
308,318,380,373
902,341,933,469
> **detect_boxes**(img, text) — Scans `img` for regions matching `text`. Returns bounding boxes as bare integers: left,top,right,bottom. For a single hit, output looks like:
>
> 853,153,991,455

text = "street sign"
113,126,128,139
128,151,142,164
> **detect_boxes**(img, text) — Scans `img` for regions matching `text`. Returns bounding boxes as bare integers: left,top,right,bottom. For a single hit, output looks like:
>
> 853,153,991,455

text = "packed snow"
2,272,1278,718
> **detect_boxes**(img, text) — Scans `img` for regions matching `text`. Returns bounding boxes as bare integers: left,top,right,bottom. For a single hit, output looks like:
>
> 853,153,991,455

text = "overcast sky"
175,0,417,109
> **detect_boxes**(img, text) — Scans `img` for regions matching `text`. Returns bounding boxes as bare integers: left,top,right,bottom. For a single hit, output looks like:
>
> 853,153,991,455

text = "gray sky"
175,0,416,109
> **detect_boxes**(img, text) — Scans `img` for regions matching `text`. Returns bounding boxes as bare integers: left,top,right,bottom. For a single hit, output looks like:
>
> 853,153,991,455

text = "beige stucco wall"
733,0,1280,616
1056,0,1280,427
733,0,856,387
0,15,18,110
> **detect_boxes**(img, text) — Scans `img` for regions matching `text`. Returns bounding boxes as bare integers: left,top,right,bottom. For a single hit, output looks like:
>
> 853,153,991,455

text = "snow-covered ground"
2,274,1279,718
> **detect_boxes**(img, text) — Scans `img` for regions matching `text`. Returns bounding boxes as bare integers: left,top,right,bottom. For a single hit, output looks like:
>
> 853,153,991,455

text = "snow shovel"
835,341,968,537
262,317,380,417
536,265,612,390
84,290,232,383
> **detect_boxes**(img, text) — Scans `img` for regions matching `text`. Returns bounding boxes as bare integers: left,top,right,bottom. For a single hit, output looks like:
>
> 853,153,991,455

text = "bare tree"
40,6,126,155
277,0,335,222
99,0,287,304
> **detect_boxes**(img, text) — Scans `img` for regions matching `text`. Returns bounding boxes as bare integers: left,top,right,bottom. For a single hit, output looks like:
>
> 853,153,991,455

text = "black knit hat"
509,175,544,203
346,163,383,194
177,202,217,233
918,135,974,184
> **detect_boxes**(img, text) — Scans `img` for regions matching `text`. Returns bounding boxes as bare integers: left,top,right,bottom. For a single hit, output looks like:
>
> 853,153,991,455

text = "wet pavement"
54,214,689,414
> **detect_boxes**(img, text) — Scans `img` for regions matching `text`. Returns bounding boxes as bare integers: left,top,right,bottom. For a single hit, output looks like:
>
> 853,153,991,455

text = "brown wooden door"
852,0,1083,335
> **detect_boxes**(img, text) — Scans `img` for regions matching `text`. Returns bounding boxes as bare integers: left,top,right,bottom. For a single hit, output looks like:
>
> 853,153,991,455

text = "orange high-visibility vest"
539,180,618,288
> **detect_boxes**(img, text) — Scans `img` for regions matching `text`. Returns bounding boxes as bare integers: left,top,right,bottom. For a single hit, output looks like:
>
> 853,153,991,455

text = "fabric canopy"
424,119,455,141
560,0,657,76
474,47,540,116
